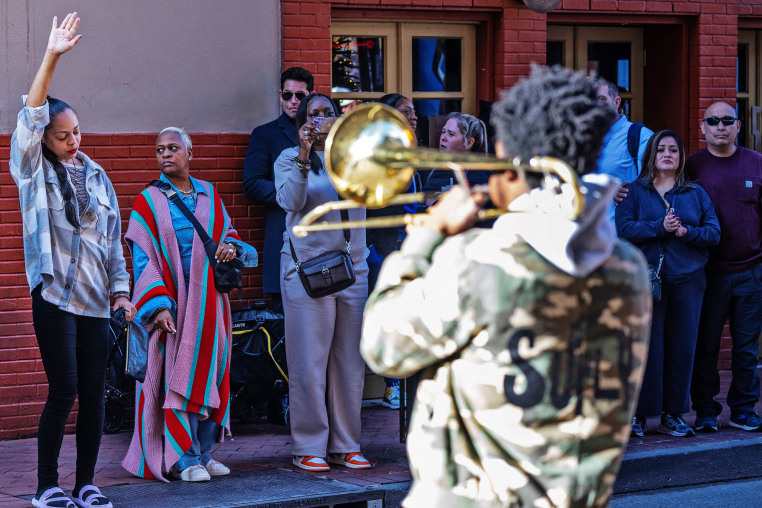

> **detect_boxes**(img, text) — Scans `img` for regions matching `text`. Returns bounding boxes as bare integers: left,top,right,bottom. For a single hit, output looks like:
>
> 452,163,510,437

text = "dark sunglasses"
281,91,308,101
703,116,737,127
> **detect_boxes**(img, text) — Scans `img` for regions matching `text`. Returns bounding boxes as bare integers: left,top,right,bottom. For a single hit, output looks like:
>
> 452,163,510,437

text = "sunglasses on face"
281,91,308,101
703,116,737,127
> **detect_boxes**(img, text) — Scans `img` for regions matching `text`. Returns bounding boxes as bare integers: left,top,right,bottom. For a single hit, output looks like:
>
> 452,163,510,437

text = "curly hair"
491,65,615,177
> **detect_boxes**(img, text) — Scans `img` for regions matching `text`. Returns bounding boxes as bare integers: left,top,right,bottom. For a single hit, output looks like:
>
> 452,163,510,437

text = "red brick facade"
0,0,760,437
0,133,258,438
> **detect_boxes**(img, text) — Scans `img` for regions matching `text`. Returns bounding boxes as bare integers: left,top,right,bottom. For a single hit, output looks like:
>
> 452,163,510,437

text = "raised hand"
47,13,82,55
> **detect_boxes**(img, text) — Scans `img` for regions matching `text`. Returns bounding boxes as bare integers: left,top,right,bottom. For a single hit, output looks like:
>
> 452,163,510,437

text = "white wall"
0,0,281,133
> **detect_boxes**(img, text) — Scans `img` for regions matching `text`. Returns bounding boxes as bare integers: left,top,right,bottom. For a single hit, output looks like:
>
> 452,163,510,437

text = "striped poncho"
122,182,239,481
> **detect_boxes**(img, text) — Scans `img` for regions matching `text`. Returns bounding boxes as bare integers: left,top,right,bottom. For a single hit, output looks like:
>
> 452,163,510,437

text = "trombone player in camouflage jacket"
361,66,652,508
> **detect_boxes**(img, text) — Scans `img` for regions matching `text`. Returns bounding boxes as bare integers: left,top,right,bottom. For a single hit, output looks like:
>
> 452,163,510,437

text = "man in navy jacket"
243,67,313,313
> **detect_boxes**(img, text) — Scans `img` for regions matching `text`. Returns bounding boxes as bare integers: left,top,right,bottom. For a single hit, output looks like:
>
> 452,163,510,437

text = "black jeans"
691,264,762,416
637,273,706,416
31,285,109,491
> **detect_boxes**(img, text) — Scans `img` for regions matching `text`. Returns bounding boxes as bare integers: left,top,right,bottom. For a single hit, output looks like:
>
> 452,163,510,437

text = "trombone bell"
325,104,416,208
291,103,585,238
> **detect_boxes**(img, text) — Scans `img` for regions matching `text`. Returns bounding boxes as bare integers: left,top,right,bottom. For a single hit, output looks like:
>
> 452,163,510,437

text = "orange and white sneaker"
293,455,330,472
327,452,372,470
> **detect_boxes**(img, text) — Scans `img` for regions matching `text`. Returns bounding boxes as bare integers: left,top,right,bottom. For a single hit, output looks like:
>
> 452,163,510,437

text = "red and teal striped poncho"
121,182,240,481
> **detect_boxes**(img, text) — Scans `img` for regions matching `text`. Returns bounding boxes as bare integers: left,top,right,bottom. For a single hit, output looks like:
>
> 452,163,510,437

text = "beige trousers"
281,252,368,456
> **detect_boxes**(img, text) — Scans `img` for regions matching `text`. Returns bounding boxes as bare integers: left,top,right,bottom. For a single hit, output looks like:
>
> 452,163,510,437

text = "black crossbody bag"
289,209,355,299
150,181,243,293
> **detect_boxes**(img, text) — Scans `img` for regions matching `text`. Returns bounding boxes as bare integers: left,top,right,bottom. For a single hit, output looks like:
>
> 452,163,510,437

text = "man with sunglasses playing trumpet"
361,65,651,507
688,102,762,433
243,67,314,315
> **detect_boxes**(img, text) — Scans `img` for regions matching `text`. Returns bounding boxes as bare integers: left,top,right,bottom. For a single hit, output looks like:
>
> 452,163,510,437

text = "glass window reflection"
588,42,632,93
738,44,748,93
332,36,384,93
546,40,564,67
414,99,461,118
412,38,462,94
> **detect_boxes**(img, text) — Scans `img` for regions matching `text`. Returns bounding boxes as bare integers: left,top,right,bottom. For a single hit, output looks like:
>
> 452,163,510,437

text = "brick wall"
279,0,752,373
282,0,761,153
1,0,759,438
0,133,263,439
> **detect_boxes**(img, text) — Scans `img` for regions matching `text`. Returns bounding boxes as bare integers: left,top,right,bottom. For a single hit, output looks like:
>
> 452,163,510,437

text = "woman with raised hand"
9,13,135,508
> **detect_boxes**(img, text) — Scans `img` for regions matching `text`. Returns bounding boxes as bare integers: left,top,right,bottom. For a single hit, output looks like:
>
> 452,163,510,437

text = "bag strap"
289,209,350,272
149,180,218,265
627,122,645,171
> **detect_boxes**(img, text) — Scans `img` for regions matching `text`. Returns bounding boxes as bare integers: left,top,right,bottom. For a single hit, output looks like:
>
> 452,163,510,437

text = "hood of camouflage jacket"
493,173,619,277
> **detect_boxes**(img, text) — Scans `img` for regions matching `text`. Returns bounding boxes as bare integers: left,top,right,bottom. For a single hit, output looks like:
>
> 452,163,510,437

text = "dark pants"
267,292,284,314
637,274,705,416
367,246,397,387
691,263,762,416
31,286,109,492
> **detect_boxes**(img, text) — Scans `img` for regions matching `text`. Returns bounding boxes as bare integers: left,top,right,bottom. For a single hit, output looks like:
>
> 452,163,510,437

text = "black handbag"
150,181,243,293
112,307,146,383
648,195,671,303
648,254,664,302
289,209,355,299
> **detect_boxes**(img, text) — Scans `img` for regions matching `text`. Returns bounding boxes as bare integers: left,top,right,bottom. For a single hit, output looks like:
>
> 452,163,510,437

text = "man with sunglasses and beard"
243,67,313,314
688,101,762,433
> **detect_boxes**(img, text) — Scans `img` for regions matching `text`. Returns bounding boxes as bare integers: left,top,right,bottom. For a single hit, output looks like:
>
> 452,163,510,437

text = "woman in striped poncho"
121,127,257,482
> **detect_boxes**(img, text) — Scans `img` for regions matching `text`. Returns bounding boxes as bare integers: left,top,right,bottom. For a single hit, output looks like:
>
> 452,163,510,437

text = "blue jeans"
638,273,705,416
174,413,220,471
691,263,762,416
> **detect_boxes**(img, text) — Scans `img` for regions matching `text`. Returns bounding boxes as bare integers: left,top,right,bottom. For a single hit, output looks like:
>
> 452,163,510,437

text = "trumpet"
291,103,584,238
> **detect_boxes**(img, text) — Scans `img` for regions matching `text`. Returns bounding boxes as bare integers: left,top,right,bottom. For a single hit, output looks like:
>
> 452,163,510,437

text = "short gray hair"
158,126,192,153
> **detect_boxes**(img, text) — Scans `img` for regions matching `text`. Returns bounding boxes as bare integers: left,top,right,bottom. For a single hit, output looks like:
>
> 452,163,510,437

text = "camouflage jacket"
361,185,651,508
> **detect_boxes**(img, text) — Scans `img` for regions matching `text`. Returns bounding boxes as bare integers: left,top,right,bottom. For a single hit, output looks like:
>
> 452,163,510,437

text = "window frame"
331,20,477,115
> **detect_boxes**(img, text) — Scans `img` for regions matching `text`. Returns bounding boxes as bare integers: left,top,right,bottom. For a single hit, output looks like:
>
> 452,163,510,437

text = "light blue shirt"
597,115,654,224
132,174,257,325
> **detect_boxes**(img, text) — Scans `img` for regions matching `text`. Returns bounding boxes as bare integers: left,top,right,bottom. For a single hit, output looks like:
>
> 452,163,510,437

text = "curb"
614,435,762,493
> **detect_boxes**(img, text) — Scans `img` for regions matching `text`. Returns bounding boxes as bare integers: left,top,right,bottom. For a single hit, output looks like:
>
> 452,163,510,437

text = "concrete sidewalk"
1,370,761,507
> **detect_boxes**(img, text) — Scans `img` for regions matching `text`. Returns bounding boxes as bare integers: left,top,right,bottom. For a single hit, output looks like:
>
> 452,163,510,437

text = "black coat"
242,113,299,293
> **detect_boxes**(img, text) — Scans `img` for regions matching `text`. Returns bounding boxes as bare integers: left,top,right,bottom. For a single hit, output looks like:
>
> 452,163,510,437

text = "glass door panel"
576,27,644,121
401,23,476,116
331,21,397,103
738,30,758,151
546,25,574,68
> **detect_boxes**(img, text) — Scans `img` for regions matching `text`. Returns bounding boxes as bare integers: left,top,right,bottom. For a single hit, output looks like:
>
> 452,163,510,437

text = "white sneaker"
381,384,400,409
171,464,211,482
204,458,231,476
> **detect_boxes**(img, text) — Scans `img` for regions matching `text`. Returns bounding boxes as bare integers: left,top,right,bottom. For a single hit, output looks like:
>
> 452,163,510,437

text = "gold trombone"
291,103,584,238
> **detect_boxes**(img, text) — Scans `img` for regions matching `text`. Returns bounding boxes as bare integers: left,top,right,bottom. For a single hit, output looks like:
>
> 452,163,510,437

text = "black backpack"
229,302,289,425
